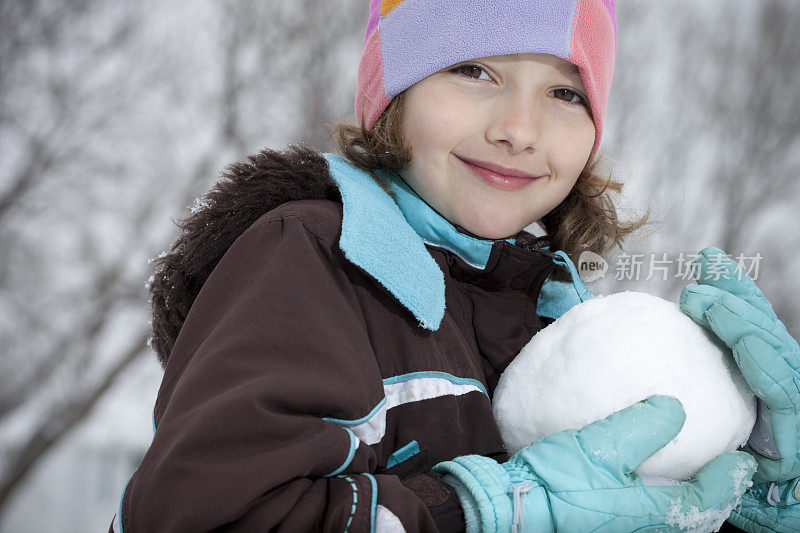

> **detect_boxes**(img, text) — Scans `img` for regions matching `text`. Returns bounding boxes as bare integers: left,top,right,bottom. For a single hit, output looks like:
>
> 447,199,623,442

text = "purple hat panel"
379,0,577,98
363,0,382,46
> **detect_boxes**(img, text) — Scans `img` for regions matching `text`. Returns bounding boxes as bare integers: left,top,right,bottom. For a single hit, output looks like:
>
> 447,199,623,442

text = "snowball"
493,291,757,481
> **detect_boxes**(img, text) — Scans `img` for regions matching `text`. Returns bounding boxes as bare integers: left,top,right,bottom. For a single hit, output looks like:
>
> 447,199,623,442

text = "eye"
551,88,587,107
450,63,492,82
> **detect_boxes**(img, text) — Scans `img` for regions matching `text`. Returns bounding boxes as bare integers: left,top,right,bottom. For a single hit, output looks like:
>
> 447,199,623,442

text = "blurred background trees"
0,0,364,528
598,0,800,328
0,0,797,530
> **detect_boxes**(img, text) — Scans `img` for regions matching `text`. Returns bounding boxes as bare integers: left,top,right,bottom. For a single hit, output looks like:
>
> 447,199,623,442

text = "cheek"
405,91,471,153
551,114,595,174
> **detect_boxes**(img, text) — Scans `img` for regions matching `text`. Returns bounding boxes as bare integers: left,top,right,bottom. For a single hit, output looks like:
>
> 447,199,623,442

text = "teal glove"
727,477,800,533
679,246,800,482
433,395,756,532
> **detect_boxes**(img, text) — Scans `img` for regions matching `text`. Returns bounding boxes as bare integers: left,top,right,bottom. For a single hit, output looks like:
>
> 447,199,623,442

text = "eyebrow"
554,62,581,77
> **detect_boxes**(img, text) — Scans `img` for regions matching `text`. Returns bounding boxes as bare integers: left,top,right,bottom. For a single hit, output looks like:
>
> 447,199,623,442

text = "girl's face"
399,53,596,240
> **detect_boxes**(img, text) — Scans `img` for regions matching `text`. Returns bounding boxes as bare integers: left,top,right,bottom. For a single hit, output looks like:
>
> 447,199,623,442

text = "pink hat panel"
568,0,617,163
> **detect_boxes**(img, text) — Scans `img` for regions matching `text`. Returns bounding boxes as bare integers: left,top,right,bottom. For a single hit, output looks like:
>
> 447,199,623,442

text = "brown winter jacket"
110,146,592,532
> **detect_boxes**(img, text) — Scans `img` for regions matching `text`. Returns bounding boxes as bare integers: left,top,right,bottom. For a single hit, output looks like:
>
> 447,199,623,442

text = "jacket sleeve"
115,210,449,532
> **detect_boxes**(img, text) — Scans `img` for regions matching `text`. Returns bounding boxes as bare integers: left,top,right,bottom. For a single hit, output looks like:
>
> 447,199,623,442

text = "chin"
460,219,523,241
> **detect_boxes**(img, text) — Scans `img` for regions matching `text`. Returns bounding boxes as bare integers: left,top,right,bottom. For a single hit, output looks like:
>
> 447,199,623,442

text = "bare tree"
0,1,159,511
0,0,365,515
603,0,799,337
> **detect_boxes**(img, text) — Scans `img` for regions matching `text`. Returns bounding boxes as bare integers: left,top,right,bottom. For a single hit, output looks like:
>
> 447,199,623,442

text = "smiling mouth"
455,155,545,192
454,155,544,180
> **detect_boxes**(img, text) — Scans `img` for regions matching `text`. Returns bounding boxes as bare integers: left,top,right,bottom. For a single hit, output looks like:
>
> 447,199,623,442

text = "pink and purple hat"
355,0,618,165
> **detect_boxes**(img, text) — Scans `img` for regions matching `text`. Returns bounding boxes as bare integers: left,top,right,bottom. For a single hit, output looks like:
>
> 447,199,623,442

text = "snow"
664,460,753,532
493,291,757,481
190,196,211,213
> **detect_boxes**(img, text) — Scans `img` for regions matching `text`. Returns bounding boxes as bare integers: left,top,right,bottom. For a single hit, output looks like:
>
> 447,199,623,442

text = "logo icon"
578,250,607,282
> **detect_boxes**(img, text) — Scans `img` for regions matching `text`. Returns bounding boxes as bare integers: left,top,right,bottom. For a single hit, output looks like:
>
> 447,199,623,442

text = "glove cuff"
434,455,512,532
433,455,552,533
727,478,800,533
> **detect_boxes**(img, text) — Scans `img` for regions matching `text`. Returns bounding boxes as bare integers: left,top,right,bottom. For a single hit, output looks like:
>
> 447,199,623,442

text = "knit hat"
355,0,618,166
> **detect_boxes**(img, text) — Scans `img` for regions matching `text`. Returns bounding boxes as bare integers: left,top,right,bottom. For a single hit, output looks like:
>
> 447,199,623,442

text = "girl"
112,1,800,531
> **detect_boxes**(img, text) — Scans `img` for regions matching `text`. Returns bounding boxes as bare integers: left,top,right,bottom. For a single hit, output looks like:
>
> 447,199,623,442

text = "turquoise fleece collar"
323,153,447,330
373,166,516,269
321,153,593,331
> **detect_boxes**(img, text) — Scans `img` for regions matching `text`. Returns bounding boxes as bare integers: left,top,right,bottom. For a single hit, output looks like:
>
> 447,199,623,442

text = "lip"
456,155,545,192
456,156,541,179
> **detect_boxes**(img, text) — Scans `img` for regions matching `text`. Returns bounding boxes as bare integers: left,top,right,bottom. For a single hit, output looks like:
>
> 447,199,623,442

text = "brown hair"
330,92,653,281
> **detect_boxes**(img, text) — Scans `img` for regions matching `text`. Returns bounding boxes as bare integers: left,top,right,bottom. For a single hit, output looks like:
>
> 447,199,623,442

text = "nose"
485,91,542,154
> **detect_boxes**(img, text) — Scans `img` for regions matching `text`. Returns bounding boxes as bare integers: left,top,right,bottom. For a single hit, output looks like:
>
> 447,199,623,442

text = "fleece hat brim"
355,0,617,166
